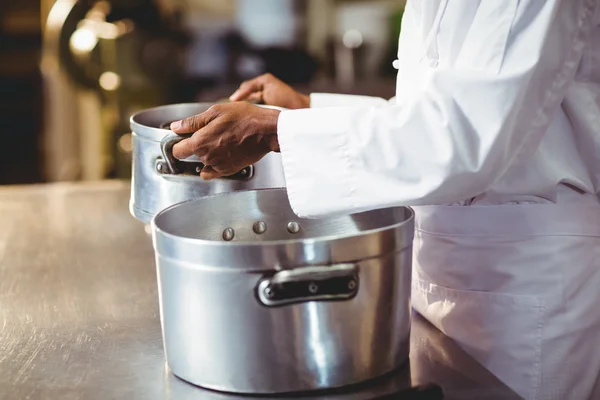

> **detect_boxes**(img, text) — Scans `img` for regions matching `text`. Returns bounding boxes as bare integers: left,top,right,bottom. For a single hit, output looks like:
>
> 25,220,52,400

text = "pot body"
152,189,414,394
130,103,286,224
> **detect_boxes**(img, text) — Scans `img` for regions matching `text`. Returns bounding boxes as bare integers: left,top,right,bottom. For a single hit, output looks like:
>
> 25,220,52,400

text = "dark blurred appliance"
0,0,43,185
42,0,190,181
190,0,318,103
223,32,318,85
229,0,317,83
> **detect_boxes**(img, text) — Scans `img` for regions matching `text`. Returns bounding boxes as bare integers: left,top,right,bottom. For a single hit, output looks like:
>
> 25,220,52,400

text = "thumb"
170,112,210,134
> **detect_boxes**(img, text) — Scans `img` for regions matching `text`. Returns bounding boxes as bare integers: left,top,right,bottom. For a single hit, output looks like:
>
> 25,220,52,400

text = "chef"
169,1,600,399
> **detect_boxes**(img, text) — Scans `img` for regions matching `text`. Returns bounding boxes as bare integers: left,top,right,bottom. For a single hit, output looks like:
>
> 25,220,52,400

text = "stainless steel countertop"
0,181,519,400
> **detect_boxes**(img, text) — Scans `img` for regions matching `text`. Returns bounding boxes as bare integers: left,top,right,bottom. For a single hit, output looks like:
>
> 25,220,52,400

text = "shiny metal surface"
0,181,520,399
129,103,286,224
156,248,412,394
152,189,414,269
152,189,414,393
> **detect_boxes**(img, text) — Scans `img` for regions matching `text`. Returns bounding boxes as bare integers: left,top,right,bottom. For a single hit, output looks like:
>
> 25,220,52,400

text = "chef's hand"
170,102,280,180
229,73,310,110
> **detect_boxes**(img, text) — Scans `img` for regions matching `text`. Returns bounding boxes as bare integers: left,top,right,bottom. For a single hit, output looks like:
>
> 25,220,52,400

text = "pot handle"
156,134,254,180
256,263,359,307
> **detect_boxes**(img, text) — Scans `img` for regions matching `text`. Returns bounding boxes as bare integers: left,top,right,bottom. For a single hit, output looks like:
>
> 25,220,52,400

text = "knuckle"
207,155,222,166
182,115,201,131
180,117,193,130
197,144,209,155
188,134,204,151
264,73,278,83
203,154,215,164
208,104,223,116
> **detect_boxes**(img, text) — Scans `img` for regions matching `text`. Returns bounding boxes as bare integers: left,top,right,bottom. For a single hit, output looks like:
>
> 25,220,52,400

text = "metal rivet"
222,228,235,241
308,282,318,294
156,163,164,172
195,166,202,174
253,221,267,234
264,287,274,298
240,168,248,176
348,280,356,290
287,221,300,234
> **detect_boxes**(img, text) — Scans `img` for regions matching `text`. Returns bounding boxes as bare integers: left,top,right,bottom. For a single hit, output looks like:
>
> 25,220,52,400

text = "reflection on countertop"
0,181,519,399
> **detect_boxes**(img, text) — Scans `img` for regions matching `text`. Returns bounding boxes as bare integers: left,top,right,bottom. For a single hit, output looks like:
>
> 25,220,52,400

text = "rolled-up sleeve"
278,0,597,218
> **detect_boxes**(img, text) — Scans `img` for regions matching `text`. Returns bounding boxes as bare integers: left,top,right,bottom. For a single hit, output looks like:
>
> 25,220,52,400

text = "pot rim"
151,188,414,248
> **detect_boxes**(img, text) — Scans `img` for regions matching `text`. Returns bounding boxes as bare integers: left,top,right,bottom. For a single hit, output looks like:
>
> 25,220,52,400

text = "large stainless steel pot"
129,103,286,224
151,188,415,394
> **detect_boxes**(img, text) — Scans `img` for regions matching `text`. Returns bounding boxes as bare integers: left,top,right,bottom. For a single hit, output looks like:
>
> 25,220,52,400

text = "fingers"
171,138,196,160
170,140,225,179
229,79,262,102
200,166,223,180
170,105,223,157
229,74,269,102
244,91,263,104
172,129,214,160
170,108,214,134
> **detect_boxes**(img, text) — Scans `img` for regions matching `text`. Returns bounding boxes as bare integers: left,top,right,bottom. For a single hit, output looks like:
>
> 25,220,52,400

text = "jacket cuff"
277,107,359,218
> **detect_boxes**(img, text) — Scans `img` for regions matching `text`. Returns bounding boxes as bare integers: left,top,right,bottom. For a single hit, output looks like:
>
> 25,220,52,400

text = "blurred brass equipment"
42,0,190,181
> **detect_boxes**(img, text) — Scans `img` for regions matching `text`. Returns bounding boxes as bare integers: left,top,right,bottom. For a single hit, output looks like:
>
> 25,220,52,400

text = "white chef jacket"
277,0,600,218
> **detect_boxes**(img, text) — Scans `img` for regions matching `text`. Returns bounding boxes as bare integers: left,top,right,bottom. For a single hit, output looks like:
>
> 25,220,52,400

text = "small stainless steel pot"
129,103,286,224
151,188,414,394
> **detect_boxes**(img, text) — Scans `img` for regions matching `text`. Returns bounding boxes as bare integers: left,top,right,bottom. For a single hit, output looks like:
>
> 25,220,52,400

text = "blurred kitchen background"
0,0,405,185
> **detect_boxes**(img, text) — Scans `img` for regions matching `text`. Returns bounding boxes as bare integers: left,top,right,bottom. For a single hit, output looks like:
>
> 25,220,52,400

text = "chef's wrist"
258,108,281,152
300,93,310,108
284,93,310,110
265,132,280,153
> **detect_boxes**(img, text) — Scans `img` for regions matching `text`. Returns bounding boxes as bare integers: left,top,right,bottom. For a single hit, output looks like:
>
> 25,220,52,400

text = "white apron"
411,194,600,400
